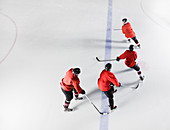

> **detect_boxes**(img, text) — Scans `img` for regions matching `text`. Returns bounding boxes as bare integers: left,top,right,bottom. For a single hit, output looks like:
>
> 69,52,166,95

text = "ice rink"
0,0,170,130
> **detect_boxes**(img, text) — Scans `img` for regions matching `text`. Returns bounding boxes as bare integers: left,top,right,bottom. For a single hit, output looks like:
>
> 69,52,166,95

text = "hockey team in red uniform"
122,18,140,47
98,63,121,111
116,45,144,81
60,68,85,111
60,18,144,112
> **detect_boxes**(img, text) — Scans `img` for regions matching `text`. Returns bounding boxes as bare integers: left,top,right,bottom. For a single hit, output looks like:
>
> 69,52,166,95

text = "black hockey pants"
103,86,115,109
132,36,139,44
61,88,78,101
131,64,140,71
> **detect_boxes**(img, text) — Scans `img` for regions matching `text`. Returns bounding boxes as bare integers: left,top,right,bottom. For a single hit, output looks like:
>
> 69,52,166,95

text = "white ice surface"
0,0,170,130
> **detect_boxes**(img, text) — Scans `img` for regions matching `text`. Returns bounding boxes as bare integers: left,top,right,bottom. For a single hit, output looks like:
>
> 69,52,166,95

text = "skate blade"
75,97,83,100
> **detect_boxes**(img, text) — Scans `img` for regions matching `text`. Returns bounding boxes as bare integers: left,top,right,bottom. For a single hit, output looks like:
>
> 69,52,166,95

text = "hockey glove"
81,90,86,94
116,57,120,61
118,82,121,87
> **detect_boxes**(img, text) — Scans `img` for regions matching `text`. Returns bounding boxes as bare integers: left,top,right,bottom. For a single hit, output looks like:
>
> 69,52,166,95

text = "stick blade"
135,83,139,89
101,112,109,115
96,57,99,61
131,82,140,89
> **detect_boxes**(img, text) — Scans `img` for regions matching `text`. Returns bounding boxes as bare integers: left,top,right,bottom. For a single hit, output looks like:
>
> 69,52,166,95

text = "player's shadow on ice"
117,80,140,93
82,38,130,50
72,88,101,110
122,80,140,87
105,45,128,50
116,79,140,108
114,68,133,74
111,40,129,43
91,39,127,43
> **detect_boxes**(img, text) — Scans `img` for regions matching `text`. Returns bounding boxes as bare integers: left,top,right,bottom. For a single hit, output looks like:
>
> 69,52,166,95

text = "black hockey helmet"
122,18,127,23
105,63,112,71
129,44,134,51
72,68,81,75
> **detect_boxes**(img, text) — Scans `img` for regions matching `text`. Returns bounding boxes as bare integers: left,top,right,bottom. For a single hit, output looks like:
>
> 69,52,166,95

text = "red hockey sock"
64,100,70,108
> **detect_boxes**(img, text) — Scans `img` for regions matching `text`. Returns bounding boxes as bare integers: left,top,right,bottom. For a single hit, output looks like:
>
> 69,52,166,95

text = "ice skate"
63,105,73,112
75,96,83,100
64,108,73,112
139,75,144,81
109,105,117,112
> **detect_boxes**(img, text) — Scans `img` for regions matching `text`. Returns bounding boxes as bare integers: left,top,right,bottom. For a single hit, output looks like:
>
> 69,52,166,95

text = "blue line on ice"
99,0,112,130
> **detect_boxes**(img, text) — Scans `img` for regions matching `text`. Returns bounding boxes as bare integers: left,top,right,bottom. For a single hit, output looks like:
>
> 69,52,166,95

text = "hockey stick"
131,83,140,89
96,57,116,62
121,80,141,89
84,94,109,115
132,77,144,89
113,28,121,31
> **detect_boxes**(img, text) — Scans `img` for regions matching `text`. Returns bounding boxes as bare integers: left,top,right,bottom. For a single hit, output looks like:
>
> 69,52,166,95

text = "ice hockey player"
116,45,144,81
60,68,86,112
122,18,141,48
98,63,121,111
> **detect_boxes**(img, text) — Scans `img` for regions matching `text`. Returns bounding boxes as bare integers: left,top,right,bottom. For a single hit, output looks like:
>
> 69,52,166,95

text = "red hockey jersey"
60,68,83,93
122,22,136,38
119,50,137,68
98,69,119,92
